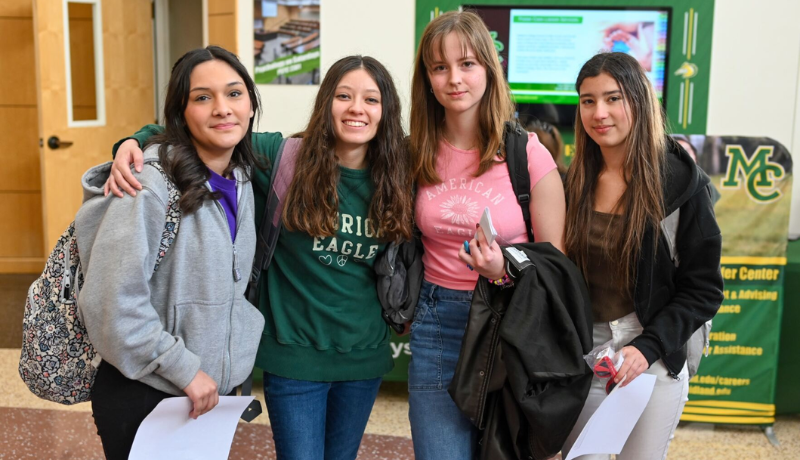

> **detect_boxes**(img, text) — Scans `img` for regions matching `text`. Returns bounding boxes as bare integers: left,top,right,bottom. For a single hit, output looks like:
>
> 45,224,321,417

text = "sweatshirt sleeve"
77,183,201,389
251,131,284,163
111,124,165,158
628,185,725,366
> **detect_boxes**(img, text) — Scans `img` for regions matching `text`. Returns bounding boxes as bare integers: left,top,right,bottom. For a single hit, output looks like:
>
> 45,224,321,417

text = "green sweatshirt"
115,127,393,381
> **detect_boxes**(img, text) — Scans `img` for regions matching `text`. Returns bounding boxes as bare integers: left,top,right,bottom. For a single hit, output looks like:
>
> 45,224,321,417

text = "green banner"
384,333,411,382
254,49,321,85
677,135,792,425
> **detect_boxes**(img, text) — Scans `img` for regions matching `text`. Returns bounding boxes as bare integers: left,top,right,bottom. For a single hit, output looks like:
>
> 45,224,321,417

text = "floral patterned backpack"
18,162,181,405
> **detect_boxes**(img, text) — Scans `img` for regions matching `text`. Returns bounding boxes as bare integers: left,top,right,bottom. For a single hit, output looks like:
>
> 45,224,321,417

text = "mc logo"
721,145,785,203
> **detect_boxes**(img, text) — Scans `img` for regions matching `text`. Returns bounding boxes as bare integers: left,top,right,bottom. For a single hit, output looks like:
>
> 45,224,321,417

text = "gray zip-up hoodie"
75,145,264,396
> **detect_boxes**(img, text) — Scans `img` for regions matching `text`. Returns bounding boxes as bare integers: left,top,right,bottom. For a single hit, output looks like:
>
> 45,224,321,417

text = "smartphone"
480,207,498,246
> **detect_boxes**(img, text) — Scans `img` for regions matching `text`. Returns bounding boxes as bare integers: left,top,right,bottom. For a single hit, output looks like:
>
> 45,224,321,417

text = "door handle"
47,136,74,150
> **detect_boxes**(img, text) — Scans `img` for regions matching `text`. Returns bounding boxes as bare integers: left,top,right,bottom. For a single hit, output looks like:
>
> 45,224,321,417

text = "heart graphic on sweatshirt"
319,255,332,266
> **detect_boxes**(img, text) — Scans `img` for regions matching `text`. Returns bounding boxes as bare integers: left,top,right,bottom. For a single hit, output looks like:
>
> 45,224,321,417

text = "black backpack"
503,120,536,242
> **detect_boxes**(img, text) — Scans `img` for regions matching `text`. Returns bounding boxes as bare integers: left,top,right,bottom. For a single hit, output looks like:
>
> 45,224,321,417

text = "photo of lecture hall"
0,0,799,459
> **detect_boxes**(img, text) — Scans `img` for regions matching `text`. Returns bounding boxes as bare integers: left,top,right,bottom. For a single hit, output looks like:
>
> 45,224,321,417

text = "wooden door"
207,0,237,53
0,0,43,273
34,0,154,248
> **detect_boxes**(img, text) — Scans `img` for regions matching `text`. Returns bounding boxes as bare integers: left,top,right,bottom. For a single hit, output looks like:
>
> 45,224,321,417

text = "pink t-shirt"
415,133,557,291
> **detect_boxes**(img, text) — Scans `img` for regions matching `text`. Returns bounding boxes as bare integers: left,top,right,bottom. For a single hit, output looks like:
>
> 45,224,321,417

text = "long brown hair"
565,52,666,292
151,46,261,214
410,10,515,185
281,55,413,242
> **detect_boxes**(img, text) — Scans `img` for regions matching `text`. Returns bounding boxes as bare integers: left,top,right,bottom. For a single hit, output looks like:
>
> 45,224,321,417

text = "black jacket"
449,242,594,460
627,138,725,376
374,234,424,331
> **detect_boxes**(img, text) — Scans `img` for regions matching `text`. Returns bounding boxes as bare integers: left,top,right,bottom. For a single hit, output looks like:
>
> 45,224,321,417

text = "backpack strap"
148,162,182,272
503,121,535,242
240,138,301,421
247,137,302,306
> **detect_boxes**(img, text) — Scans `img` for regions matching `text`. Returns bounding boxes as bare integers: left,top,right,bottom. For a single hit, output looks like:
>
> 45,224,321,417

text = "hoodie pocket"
173,299,231,387
228,299,265,388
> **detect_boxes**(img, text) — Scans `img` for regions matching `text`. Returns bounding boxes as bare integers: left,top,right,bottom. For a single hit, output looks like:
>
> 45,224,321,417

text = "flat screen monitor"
471,6,671,106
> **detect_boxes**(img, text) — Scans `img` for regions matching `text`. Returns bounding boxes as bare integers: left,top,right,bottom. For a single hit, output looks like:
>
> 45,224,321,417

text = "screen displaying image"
473,6,670,105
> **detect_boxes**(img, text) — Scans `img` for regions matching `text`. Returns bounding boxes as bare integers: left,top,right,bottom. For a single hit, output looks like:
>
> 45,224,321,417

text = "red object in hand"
593,356,619,394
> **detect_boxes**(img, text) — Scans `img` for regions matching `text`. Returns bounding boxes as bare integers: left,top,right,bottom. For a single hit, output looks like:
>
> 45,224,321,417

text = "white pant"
562,312,689,460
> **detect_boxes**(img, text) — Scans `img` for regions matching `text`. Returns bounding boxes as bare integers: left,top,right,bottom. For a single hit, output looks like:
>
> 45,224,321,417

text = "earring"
430,88,433,94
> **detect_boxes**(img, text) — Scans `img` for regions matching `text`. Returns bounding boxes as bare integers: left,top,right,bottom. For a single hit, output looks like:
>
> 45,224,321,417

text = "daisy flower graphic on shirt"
440,195,479,225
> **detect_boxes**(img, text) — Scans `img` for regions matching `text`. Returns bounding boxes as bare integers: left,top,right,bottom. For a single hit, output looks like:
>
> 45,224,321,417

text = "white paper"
565,374,657,460
480,207,498,246
129,396,254,460
505,247,530,265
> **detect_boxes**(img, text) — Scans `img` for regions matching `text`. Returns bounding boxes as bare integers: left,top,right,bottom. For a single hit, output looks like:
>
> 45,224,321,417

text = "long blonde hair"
565,53,666,292
410,10,515,186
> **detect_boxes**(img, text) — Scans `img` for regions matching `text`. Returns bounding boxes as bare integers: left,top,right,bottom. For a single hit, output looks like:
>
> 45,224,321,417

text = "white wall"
236,0,800,233
708,0,800,235
238,0,416,136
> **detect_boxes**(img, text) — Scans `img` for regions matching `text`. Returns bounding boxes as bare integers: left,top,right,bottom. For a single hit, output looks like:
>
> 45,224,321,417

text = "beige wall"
238,0,415,136
707,0,800,234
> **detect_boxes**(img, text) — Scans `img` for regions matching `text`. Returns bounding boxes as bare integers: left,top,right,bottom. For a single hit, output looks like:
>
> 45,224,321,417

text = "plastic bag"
584,340,625,394
584,340,624,371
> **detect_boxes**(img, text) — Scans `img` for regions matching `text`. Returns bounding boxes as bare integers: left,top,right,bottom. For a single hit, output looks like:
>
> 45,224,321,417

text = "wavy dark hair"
565,52,666,292
150,46,261,214
282,55,414,242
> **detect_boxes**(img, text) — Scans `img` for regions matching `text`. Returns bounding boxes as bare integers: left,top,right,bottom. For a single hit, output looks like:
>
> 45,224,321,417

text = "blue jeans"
263,372,382,460
408,280,478,460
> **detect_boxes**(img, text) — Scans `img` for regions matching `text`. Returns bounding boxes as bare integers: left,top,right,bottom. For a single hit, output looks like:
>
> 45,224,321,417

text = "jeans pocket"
410,297,429,332
408,304,443,391
410,298,438,350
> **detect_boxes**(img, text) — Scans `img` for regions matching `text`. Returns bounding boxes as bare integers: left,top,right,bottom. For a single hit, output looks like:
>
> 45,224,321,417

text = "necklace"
442,133,478,151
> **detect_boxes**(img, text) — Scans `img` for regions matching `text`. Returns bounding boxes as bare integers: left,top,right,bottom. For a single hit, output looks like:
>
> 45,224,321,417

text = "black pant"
91,363,175,460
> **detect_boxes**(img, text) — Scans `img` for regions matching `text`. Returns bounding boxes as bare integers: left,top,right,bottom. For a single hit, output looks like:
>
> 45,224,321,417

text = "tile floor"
1,347,798,459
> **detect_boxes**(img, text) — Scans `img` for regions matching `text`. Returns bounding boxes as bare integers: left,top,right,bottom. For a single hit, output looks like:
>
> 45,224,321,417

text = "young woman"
76,46,264,459
407,11,566,459
561,52,723,459
106,55,414,460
